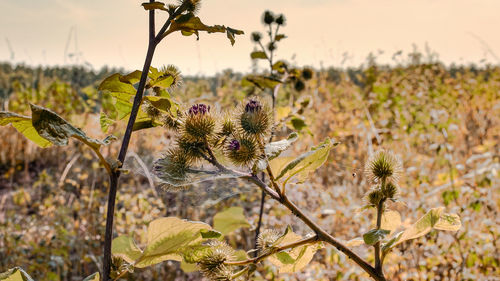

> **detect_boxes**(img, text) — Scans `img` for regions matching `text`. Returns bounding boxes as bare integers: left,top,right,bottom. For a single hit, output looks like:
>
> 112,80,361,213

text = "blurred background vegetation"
0,52,499,280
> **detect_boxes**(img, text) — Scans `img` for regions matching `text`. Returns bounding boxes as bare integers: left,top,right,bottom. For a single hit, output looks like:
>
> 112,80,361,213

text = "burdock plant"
140,99,460,281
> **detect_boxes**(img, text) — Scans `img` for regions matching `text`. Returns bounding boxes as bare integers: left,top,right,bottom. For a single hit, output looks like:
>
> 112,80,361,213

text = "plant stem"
280,193,385,281
253,186,266,255
226,235,318,266
103,1,161,279
208,158,385,281
103,40,158,280
374,197,386,275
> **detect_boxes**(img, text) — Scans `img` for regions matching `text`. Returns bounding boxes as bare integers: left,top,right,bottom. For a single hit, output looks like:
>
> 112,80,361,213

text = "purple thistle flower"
245,99,262,113
228,139,240,151
188,103,210,116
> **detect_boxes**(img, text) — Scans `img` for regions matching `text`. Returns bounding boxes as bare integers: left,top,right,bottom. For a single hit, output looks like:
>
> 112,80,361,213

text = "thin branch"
155,2,190,42
226,235,319,266
210,157,384,280
374,197,386,274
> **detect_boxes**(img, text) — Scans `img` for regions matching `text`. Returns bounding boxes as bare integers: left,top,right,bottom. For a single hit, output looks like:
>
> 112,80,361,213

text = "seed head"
263,10,275,25
182,103,215,141
198,240,234,281
366,188,384,207
245,99,262,113
294,80,305,92
257,229,281,250
364,150,402,184
143,100,162,119
267,42,276,52
225,136,259,166
381,181,398,199
275,14,286,25
188,103,210,116
251,32,262,42
161,113,179,130
302,67,313,80
228,139,240,151
153,149,191,189
179,0,201,14
159,64,183,89
238,98,271,137
177,135,207,161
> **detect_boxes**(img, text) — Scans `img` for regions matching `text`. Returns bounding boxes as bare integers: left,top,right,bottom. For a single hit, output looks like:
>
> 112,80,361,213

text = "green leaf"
114,100,133,120
250,51,268,60
275,138,337,184
363,229,390,245
268,227,321,273
82,272,100,281
180,260,198,273
200,229,222,239
30,104,107,150
0,267,34,281
142,2,168,11
272,61,288,72
98,73,137,96
345,237,364,247
380,210,402,235
266,132,299,160
165,13,243,45
0,112,52,148
382,207,461,255
112,236,143,264
121,70,142,84
434,213,462,231
289,116,307,131
213,207,250,235
275,34,287,41
99,112,114,133
275,252,295,264
148,75,174,89
241,75,281,89
394,207,442,245
255,133,299,171
226,27,244,46
144,96,172,112
134,217,211,268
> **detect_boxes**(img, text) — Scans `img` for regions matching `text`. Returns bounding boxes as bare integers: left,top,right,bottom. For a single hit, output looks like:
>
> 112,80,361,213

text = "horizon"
1,0,499,75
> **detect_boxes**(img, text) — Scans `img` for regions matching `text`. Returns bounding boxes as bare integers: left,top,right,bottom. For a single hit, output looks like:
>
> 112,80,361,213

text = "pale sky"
1,0,499,75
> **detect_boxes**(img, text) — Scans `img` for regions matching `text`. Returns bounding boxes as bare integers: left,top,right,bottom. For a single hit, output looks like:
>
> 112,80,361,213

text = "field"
0,59,499,281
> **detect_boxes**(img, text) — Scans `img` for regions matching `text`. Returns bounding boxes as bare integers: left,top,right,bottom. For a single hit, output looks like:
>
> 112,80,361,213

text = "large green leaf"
0,267,34,281
30,104,108,150
382,207,461,255
268,227,321,273
134,217,212,268
82,272,100,281
213,207,250,235
0,112,51,148
275,138,337,184
112,236,143,264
